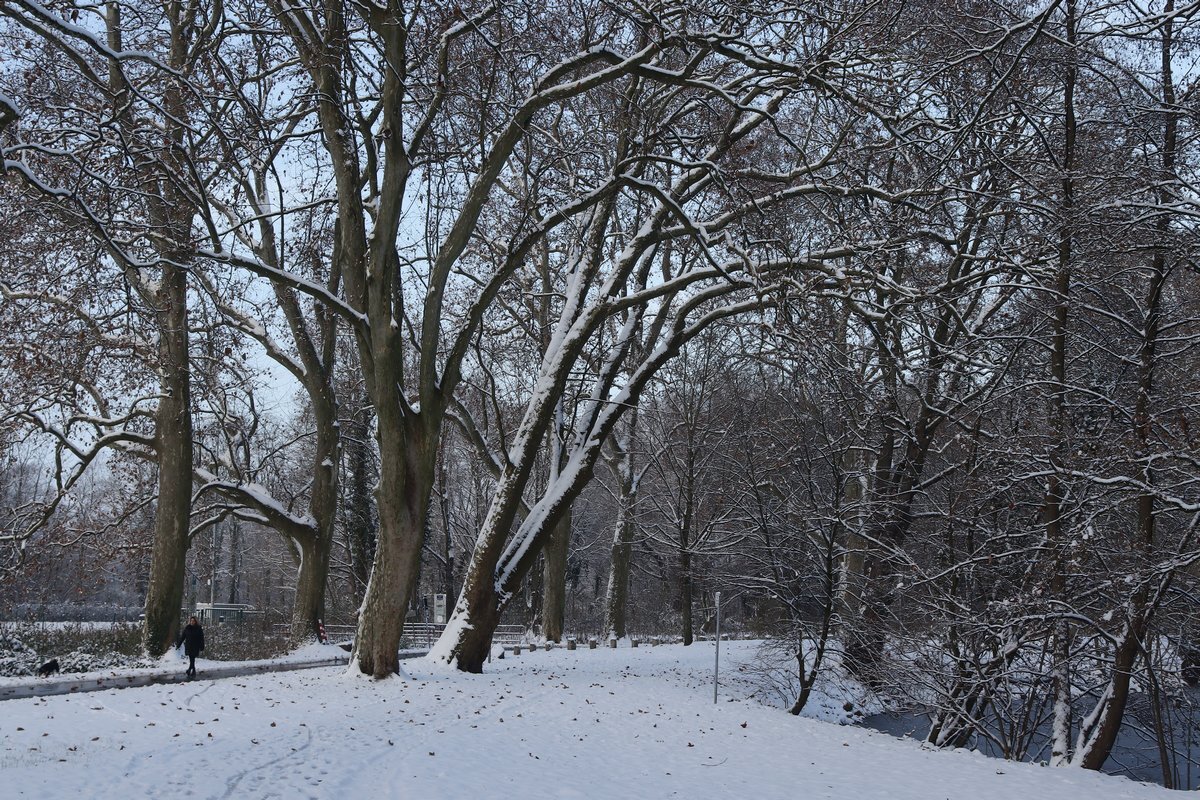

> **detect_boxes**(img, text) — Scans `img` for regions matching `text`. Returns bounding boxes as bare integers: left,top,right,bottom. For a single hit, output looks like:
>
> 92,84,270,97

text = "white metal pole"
713,591,722,704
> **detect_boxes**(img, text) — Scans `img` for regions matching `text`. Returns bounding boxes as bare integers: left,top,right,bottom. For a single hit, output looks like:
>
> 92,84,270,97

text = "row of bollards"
510,637,640,656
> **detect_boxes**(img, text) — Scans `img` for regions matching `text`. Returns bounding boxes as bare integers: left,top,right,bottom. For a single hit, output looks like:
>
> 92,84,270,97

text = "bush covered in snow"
0,622,149,677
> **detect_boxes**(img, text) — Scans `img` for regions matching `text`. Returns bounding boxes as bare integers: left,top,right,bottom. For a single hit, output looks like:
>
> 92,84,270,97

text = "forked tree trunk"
353,420,437,677
443,563,506,674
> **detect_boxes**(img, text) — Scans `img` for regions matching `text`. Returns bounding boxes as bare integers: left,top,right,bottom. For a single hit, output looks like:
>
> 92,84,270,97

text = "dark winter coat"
177,623,205,657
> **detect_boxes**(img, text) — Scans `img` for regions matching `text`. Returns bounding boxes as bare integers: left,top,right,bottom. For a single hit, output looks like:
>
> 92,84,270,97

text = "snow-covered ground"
0,641,1171,799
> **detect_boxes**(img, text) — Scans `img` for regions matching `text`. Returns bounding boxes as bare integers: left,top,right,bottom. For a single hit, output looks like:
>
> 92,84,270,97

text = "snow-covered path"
0,641,1170,799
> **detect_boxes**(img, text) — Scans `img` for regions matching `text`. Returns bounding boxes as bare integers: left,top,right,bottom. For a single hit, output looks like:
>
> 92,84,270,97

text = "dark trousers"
186,654,196,675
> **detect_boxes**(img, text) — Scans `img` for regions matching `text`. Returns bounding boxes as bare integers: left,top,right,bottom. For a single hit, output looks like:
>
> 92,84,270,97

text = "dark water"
863,693,1200,791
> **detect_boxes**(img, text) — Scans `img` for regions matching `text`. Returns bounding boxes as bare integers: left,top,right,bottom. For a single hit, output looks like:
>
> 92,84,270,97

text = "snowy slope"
0,641,1170,799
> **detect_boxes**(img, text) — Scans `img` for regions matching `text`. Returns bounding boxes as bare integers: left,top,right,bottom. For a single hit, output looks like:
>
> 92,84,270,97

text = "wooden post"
567,639,576,651
588,640,597,650
513,645,521,655
609,638,617,649
631,639,639,648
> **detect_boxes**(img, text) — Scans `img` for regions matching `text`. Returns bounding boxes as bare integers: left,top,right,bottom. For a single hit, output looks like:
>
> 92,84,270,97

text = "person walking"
176,616,205,678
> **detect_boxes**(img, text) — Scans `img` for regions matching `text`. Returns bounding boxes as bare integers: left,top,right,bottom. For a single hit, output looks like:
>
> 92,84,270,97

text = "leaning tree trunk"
449,501,579,672
443,557,507,674
433,458,535,672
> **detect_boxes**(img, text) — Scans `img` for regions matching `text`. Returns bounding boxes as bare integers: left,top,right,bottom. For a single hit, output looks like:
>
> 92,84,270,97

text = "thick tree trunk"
105,0,196,660
541,510,570,642
443,564,505,674
433,457,533,672
353,421,436,677
291,533,332,642
844,495,915,682
142,263,193,656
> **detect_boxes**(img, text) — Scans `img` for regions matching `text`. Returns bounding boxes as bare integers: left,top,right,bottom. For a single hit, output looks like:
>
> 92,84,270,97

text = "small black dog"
36,658,60,678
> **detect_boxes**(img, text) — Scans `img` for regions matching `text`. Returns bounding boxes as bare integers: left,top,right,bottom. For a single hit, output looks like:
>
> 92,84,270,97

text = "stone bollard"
567,639,576,651
609,639,617,649
545,642,553,651
513,645,521,655
631,639,639,648
588,640,597,650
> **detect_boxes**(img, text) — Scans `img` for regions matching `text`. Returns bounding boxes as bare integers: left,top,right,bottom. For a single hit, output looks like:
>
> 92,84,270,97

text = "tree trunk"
680,543,693,646
103,0,196,660
443,562,505,674
353,419,436,677
142,261,193,656
345,410,376,606
1047,0,1078,765
603,471,638,639
291,400,339,642
1071,6,1173,768
226,519,241,604
433,455,534,672
541,510,570,642
291,533,332,642
838,449,867,619
1074,619,1144,769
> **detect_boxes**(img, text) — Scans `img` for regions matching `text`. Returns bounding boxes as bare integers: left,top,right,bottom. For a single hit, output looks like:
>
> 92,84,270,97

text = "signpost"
713,591,722,704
